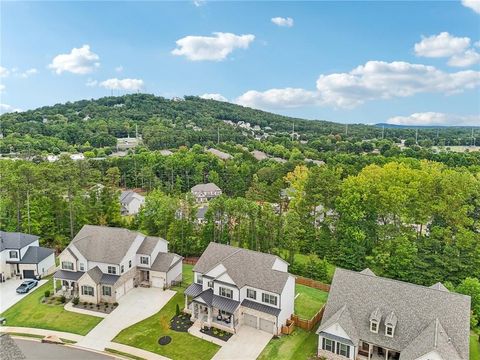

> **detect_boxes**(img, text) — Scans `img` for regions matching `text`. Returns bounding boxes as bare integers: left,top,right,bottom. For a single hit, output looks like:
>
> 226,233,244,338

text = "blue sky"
1,1,479,125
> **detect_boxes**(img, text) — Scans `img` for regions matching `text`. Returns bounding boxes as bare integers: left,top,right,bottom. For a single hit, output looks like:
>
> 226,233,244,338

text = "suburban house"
0,231,55,282
119,190,145,216
184,242,295,335
206,148,233,160
53,225,182,304
316,268,471,360
191,183,222,203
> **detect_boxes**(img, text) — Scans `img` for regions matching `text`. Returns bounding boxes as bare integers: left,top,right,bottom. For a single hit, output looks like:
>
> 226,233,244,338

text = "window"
247,289,256,300
219,287,233,299
322,338,335,352
196,274,203,284
386,325,394,337
107,266,117,275
62,261,74,270
370,320,379,333
81,285,94,296
9,251,18,259
129,260,132,268
121,265,124,273
79,263,85,271
140,256,149,265
337,343,350,357
102,286,111,296
262,293,278,306
207,281,214,288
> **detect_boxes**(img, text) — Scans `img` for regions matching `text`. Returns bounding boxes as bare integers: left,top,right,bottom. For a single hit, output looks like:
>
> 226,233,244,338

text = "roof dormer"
369,307,382,333
385,311,397,338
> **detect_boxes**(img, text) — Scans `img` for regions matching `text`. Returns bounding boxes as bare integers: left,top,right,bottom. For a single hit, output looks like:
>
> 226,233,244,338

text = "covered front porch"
53,269,84,299
357,341,400,360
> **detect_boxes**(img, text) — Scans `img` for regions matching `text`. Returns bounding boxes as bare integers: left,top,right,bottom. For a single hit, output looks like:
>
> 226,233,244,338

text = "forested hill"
0,94,477,154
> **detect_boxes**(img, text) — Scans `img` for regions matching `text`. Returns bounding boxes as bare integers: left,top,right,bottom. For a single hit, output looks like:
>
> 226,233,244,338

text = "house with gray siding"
316,268,470,360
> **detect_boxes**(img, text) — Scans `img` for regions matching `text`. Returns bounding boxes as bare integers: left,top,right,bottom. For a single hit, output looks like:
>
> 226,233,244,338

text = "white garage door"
116,285,125,299
259,318,275,333
125,279,134,292
151,276,164,289
244,314,257,328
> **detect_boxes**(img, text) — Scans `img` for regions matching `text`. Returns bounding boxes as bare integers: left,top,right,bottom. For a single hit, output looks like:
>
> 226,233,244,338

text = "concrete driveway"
76,287,175,351
212,326,273,360
0,279,48,313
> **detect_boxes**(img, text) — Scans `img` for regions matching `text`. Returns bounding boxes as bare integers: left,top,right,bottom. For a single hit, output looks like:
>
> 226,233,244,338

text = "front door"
143,270,150,281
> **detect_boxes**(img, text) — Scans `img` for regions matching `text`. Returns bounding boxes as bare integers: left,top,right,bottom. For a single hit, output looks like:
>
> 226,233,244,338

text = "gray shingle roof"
191,183,221,194
53,269,85,281
86,266,103,283
119,190,144,205
193,242,290,294
430,282,450,292
0,334,26,360
137,236,163,255
69,225,140,264
0,231,39,251
185,283,203,298
241,299,281,317
192,288,241,314
100,273,120,285
318,268,470,359
151,252,182,272
17,246,54,264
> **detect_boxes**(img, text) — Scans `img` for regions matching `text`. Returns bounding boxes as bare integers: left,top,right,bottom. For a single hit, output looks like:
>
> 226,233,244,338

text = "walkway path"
76,287,175,351
64,302,108,318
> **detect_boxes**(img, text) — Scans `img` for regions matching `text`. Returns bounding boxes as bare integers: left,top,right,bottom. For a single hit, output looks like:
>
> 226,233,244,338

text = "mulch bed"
170,313,193,332
73,302,117,314
200,326,233,342
158,336,172,345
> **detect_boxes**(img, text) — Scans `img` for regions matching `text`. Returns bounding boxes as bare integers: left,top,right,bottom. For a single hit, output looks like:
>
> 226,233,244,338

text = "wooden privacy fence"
291,305,325,331
296,276,331,292
183,257,199,265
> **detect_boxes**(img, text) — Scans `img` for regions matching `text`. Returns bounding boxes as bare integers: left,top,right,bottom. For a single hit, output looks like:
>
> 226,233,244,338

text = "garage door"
259,318,275,334
125,279,134,292
244,314,257,328
151,276,164,289
116,285,125,299
23,270,35,279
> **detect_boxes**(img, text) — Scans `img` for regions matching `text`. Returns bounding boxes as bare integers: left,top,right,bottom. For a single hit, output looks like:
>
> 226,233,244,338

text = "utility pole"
415,129,418,145
345,123,348,136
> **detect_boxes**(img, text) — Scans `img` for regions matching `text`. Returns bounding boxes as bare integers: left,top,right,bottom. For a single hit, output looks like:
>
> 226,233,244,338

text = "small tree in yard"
44,290,50,298
176,303,180,316
72,297,79,305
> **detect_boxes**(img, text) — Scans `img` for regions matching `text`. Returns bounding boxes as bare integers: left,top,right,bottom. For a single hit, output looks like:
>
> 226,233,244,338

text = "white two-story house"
0,231,55,282
184,242,295,335
53,225,182,304
191,183,222,203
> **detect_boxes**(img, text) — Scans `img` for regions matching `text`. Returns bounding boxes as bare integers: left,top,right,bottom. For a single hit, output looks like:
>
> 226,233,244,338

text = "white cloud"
271,17,294,27
236,88,318,109
0,66,9,77
172,32,255,61
462,0,480,14
387,112,480,126
236,61,480,110
315,61,480,107
18,68,38,79
447,49,480,67
0,103,22,114
0,84,5,93
200,93,228,102
414,32,480,67
115,66,124,73
99,78,144,90
85,79,98,87
49,45,100,74
414,32,470,58
193,0,206,7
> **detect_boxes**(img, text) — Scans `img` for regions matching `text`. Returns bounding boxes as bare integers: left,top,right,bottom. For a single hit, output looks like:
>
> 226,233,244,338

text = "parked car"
16,279,38,294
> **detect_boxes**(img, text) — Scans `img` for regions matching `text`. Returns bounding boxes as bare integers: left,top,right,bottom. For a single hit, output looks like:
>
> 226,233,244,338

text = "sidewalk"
106,341,171,360
1,326,83,342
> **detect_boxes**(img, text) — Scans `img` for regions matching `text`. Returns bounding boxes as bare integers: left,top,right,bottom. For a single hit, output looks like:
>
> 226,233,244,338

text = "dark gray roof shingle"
241,299,281,316
151,252,182,272
194,242,290,294
0,231,39,251
318,268,470,359
0,334,26,360
137,236,163,255
85,266,103,283
185,283,203,298
53,269,85,281
17,246,54,264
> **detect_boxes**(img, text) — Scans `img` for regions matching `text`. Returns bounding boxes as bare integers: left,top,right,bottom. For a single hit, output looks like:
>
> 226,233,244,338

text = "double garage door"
116,279,134,300
243,313,275,334
151,276,165,289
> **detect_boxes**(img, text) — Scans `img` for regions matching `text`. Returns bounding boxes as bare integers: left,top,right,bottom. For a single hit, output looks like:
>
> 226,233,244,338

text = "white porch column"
184,295,188,311
207,306,212,326
385,349,389,360
53,278,57,294
368,344,372,360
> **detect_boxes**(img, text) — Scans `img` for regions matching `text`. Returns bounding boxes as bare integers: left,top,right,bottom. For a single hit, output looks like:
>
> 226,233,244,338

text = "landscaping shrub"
60,295,66,304
72,297,79,305
44,290,50,298
176,303,180,316
113,302,118,307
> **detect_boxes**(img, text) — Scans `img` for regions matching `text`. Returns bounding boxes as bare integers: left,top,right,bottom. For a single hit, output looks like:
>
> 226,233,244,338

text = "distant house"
117,137,141,151
251,150,268,161
184,242,295,335
54,225,182,304
191,183,222,203
195,205,209,224
70,153,85,161
0,231,55,281
316,268,471,360
119,190,145,216
305,158,326,166
159,149,173,156
206,148,232,160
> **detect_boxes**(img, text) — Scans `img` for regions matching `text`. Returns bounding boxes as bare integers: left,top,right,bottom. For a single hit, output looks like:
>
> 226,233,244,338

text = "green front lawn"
258,328,317,360
294,284,328,319
113,264,220,360
0,279,102,335
471,331,480,360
